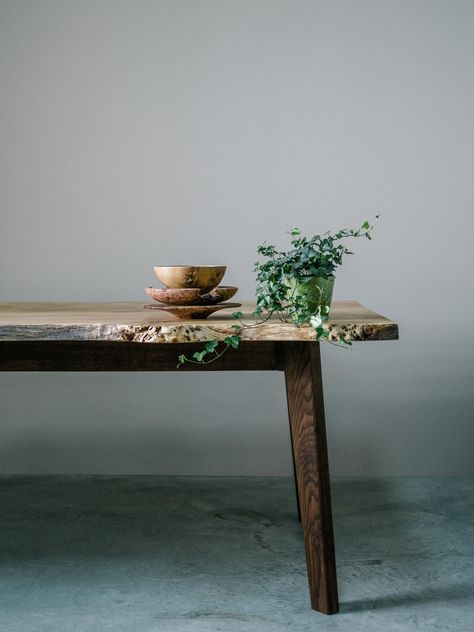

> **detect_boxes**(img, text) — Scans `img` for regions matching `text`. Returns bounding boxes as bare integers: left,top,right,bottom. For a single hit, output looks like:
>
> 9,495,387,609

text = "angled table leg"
284,341,339,615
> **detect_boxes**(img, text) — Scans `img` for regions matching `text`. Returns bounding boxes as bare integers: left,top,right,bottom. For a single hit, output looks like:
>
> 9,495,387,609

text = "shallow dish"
154,265,226,293
143,302,241,320
145,287,202,305
197,286,238,305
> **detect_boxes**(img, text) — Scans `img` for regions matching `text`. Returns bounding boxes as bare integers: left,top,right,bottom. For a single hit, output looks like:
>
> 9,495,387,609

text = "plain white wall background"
0,0,473,476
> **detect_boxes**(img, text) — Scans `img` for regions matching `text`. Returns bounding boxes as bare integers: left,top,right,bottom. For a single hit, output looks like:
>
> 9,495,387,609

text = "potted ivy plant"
252,217,378,339
178,217,378,366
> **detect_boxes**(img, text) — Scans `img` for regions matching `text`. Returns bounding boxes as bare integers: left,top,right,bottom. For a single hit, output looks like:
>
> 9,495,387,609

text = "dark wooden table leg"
290,434,302,522
284,341,339,615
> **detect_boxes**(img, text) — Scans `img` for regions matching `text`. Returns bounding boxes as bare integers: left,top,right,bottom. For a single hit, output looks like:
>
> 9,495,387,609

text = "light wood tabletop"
0,300,398,343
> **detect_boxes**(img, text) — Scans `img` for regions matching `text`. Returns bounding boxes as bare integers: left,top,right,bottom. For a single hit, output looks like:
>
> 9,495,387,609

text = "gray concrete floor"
0,476,472,632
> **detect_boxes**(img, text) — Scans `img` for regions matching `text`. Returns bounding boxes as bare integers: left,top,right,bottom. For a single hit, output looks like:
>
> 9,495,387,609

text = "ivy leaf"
178,355,186,365
204,339,219,353
232,311,243,320
224,335,240,349
314,326,328,341
193,350,207,362
362,221,370,230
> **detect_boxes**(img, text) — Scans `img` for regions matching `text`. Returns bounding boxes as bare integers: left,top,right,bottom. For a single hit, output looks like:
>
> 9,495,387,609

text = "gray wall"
1,0,473,476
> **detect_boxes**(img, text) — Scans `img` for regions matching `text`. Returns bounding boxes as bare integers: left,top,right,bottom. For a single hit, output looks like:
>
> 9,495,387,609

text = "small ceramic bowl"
154,265,226,293
145,287,202,305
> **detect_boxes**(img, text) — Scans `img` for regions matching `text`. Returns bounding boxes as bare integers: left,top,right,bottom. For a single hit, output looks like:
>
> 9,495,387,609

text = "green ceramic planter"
286,275,335,314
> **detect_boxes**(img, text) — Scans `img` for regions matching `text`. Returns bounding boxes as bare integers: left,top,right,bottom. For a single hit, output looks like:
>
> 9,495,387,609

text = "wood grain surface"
0,341,284,372
0,301,398,343
284,342,339,614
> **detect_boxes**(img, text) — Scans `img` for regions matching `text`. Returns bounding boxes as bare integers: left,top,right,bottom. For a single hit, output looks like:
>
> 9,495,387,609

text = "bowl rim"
153,265,227,269
146,286,202,292
204,286,237,292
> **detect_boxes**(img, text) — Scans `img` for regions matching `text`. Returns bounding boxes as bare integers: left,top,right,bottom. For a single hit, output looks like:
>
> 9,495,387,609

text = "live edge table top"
0,300,398,615
0,301,398,343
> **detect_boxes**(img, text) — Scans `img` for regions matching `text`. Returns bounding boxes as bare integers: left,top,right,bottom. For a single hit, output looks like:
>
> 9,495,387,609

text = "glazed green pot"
286,275,335,314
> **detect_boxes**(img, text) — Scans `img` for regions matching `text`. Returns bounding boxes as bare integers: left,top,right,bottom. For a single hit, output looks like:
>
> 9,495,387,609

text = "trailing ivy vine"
177,217,379,367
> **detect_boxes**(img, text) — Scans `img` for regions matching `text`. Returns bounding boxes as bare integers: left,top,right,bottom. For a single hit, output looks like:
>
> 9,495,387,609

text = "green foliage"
253,217,379,330
224,335,240,349
191,338,220,361
176,317,243,368
177,217,378,366
205,339,219,352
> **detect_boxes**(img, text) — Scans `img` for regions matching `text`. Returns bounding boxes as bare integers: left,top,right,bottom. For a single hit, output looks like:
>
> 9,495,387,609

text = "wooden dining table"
0,300,398,615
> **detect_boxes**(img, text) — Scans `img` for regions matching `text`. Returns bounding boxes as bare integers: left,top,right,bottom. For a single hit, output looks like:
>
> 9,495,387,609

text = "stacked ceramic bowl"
144,265,240,319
